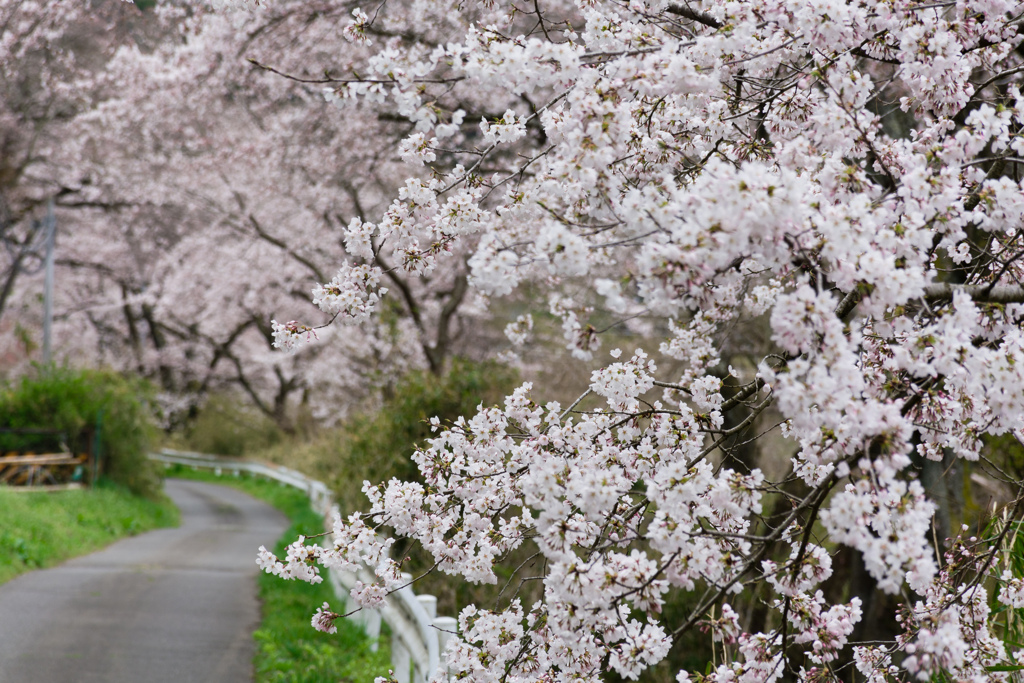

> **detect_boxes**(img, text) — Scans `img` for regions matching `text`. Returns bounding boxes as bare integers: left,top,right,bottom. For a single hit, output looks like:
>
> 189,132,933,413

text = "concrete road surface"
0,479,289,683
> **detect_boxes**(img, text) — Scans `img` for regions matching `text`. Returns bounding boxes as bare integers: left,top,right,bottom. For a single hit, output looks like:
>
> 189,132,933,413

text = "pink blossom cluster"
311,265,388,324
855,528,1023,682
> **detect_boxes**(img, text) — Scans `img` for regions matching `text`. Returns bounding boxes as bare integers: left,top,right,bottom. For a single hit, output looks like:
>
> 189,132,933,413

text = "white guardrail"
150,449,458,683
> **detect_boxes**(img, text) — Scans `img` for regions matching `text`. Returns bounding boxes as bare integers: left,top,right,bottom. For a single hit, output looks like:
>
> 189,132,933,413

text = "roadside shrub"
0,367,162,498
169,392,287,457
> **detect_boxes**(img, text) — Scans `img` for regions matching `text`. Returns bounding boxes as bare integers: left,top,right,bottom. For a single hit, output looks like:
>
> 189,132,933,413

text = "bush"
169,392,287,457
0,367,163,498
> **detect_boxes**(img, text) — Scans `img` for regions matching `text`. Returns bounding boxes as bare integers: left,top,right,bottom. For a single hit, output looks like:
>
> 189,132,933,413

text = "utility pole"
42,199,55,366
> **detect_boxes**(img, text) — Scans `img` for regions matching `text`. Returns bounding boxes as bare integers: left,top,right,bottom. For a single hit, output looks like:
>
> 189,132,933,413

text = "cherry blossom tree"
231,0,1024,680
4,0,502,427
0,1,135,328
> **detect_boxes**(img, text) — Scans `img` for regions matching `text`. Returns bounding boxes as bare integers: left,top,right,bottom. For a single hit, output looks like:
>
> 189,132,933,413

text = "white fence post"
433,616,458,683
393,638,412,683
417,594,437,619
413,595,438,683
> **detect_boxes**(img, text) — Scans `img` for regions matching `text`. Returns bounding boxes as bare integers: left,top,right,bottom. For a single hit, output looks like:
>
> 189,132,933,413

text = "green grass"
165,466,391,683
0,483,179,585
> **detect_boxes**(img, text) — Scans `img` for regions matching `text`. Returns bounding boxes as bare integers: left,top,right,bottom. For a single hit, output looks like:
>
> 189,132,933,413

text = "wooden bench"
0,452,89,486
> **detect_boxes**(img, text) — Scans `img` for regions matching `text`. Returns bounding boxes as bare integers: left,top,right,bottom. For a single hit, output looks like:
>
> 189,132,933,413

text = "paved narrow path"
0,479,289,683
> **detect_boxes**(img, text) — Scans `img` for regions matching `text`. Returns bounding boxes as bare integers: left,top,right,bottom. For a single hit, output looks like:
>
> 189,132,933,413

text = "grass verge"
0,483,179,585
164,465,391,683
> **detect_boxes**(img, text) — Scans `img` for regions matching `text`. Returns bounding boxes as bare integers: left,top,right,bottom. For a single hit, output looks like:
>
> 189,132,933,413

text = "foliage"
0,367,163,498
165,466,390,683
990,511,1024,659
0,482,178,585
987,433,1024,481
0,2,128,326
169,392,288,457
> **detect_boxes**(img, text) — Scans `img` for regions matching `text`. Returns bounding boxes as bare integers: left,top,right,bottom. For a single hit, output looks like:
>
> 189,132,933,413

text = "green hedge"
0,367,163,498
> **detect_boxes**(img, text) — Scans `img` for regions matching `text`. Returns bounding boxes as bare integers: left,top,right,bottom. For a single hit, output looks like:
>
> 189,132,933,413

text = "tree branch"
426,273,468,375
374,247,426,334
248,214,325,283
923,283,1024,304
666,4,723,29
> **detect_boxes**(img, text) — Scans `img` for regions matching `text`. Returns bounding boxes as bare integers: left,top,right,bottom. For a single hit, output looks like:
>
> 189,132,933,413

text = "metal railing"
150,448,455,683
